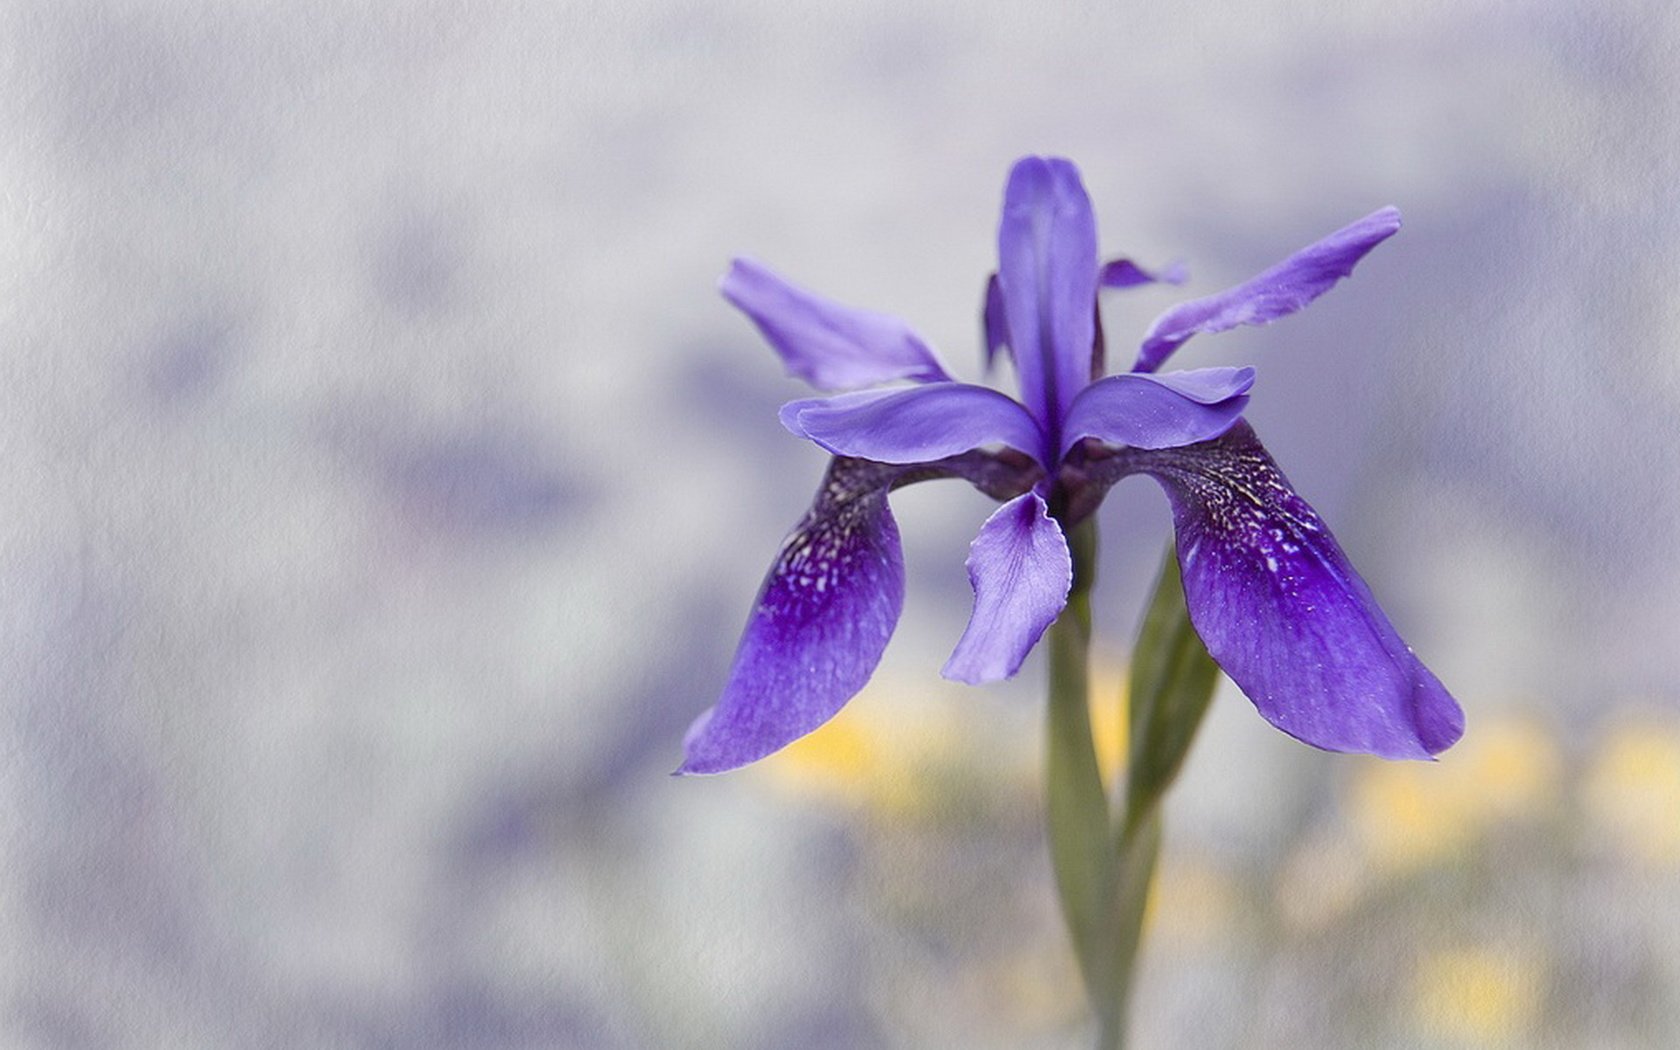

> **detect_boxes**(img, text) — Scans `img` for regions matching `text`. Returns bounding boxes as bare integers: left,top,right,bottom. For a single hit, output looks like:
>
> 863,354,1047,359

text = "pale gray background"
3,1,1678,1047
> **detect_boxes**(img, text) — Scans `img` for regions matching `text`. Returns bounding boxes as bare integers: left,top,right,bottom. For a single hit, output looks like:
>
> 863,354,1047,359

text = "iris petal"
1099,257,1188,289
982,272,1009,372
678,458,907,774
942,491,1072,684
1060,368,1253,456
1134,207,1402,373
1135,421,1464,759
782,382,1046,465
721,258,953,391
996,157,1100,429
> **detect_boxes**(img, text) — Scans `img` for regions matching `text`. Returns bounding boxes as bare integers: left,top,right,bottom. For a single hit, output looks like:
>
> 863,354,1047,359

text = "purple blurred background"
3,1,1677,1047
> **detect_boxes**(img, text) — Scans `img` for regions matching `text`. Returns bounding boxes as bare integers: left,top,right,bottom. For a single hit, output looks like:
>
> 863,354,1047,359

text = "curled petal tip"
1366,205,1403,231
776,398,810,437
1409,658,1466,757
673,710,723,776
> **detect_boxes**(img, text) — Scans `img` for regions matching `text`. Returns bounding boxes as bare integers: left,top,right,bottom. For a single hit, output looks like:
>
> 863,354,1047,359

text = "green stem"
1045,520,1117,1036
1046,539,1219,1050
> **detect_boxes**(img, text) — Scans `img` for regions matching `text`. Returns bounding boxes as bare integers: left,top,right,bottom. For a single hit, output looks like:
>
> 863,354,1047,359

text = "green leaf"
1123,544,1219,831
1044,535,1221,1050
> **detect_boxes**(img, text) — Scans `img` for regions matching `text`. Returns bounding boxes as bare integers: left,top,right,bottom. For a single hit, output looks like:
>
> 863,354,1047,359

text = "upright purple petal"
943,491,1072,684
1134,421,1463,759
1133,207,1402,373
781,382,1046,465
996,157,1099,432
982,272,1009,372
679,459,907,774
721,258,953,390
1059,367,1254,457
1099,257,1188,289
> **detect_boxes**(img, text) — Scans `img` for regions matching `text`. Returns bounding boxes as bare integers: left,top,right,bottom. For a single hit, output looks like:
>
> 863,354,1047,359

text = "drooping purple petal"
982,272,1009,372
678,458,907,775
1099,257,1188,289
942,490,1072,684
1133,421,1463,759
721,258,953,390
1133,207,1402,373
781,382,1047,465
1059,367,1254,457
996,157,1099,430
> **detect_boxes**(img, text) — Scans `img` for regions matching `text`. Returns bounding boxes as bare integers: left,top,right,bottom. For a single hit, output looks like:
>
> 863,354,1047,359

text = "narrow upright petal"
781,382,1046,465
1133,421,1463,759
1059,367,1254,457
1133,207,1402,373
996,157,1100,431
943,491,1072,684
982,272,1009,371
679,458,907,774
721,258,953,390
1099,257,1188,289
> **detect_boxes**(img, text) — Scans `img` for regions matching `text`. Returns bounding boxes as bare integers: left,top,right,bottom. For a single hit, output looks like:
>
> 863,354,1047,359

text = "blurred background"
3,0,1678,1047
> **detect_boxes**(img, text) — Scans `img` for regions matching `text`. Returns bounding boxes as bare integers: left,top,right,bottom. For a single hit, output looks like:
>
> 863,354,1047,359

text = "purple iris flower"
679,156,1464,775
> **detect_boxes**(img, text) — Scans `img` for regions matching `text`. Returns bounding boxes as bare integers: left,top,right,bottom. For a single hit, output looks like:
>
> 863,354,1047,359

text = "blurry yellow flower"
763,704,932,816
1461,716,1559,818
1088,651,1130,791
758,673,975,819
762,699,884,808
1347,712,1560,872
1411,945,1545,1045
765,653,1134,813
1582,715,1680,867
1349,758,1477,869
